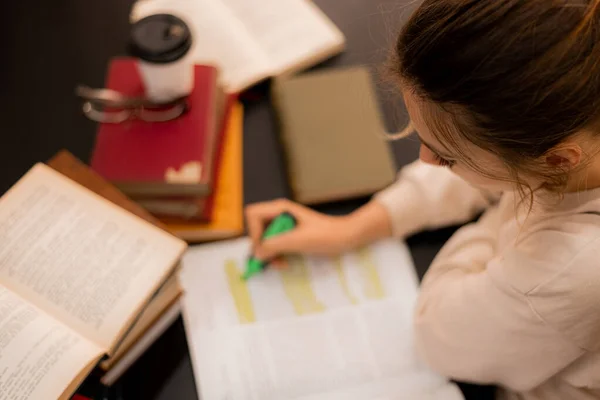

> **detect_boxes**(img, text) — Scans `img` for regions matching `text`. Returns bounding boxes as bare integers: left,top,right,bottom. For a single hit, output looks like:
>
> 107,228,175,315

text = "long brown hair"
390,0,600,196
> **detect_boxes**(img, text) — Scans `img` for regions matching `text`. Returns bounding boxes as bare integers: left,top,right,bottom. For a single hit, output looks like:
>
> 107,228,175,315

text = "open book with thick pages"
131,0,345,92
48,150,185,385
0,162,186,400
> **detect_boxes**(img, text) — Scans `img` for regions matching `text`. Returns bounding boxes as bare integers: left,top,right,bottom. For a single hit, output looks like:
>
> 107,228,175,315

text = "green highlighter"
242,212,297,280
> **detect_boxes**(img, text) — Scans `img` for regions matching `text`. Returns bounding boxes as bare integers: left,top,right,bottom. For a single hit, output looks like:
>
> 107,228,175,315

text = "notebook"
272,66,397,205
131,0,345,92
90,59,221,197
0,162,186,400
165,102,244,242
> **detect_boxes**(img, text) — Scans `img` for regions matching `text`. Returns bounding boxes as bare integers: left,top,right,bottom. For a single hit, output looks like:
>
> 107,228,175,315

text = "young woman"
245,1,600,399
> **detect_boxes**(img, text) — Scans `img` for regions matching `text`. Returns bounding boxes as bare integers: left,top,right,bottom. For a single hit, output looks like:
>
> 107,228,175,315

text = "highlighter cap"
242,212,297,280
242,257,264,280
262,212,296,238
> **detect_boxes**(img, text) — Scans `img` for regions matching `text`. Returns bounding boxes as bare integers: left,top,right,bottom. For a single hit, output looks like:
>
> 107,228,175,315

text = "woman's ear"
545,144,582,169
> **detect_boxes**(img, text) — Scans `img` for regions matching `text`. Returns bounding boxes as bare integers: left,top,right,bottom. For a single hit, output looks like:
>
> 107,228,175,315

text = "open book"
48,150,185,386
180,238,464,400
131,0,346,92
0,164,186,399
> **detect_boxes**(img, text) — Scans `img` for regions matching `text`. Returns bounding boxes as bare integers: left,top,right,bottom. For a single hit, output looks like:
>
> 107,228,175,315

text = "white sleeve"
412,222,587,391
374,160,497,237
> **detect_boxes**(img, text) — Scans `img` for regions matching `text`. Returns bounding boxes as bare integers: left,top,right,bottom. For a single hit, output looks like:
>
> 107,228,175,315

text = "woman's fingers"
245,199,307,247
269,257,287,269
245,199,288,246
253,230,307,260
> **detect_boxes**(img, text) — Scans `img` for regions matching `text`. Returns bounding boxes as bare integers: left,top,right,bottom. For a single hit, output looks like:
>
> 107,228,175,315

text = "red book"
201,94,236,220
91,58,219,197
140,94,237,222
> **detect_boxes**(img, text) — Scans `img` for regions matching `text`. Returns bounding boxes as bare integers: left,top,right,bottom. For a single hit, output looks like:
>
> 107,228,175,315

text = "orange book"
165,102,244,242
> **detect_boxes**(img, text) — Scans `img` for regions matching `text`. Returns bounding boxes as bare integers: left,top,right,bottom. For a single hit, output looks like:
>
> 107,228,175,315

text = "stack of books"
90,60,244,243
87,0,347,244
0,0,352,396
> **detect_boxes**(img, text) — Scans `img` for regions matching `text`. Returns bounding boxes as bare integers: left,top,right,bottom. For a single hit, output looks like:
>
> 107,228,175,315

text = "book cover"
90,58,220,197
272,66,397,205
136,196,208,220
165,102,244,242
134,94,237,222
194,94,236,221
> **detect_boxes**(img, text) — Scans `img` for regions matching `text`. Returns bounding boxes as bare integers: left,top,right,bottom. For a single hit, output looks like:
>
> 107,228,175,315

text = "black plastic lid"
128,14,192,64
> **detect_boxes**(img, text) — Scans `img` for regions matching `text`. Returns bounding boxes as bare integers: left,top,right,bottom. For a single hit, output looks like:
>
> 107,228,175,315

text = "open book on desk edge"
48,150,186,384
100,299,183,386
179,237,464,400
132,0,345,93
0,163,186,399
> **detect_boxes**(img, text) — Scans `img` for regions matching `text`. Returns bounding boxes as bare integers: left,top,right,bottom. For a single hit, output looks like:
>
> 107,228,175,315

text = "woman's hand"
245,198,393,261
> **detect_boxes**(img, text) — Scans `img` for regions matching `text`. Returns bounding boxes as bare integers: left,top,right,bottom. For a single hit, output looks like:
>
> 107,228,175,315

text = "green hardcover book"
272,66,397,205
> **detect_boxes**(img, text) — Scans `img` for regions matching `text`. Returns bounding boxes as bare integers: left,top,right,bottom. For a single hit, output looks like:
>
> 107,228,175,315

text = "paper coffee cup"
129,14,194,104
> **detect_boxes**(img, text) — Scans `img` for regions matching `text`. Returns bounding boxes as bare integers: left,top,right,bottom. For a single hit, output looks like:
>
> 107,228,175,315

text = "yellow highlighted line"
224,260,256,324
279,256,326,316
332,256,358,305
356,248,385,299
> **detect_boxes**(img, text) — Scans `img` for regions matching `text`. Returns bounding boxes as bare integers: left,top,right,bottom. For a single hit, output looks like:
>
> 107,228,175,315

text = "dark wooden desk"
1,1,457,399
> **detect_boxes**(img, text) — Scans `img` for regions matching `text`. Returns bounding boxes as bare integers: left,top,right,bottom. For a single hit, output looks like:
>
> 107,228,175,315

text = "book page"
219,0,345,75
131,0,273,92
100,271,181,371
0,284,102,400
0,164,186,350
179,238,464,400
100,300,182,386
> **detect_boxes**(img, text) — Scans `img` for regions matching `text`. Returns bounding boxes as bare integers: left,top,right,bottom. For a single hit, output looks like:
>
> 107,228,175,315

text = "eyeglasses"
76,85,188,123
